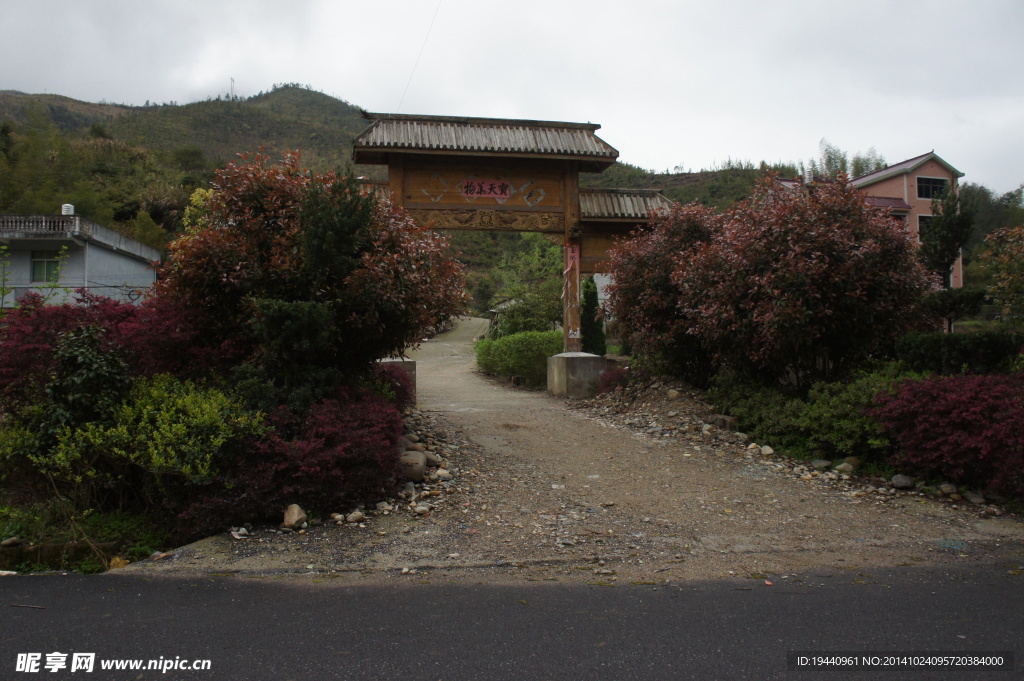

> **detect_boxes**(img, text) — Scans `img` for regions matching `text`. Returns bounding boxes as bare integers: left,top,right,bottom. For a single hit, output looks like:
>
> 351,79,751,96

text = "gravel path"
123,318,1024,585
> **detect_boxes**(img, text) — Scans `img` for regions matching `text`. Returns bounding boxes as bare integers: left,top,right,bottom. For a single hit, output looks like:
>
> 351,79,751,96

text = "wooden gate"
353,113,670,352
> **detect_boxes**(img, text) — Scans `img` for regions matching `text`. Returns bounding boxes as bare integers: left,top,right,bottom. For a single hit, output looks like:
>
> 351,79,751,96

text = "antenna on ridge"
230,77,235,100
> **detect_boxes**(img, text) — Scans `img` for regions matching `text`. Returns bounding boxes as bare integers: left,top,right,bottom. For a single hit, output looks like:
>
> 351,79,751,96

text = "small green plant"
42,325,131,432
705,370,807,452
1012,353,1024,373
78,511,170,562
707,363,923,463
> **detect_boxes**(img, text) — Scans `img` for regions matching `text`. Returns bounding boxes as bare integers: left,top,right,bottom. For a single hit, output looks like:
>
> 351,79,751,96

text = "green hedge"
475,330,563,388
895,331,1024,375
706,363,922,465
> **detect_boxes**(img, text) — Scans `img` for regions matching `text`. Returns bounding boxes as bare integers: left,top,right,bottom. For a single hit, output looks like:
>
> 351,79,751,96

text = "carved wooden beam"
405,209,565,234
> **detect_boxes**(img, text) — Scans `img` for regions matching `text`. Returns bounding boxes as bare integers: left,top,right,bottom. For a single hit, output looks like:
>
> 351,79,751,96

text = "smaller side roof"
864,196,912,212
353,113,619,172
850,151,963,188
580,188,673,221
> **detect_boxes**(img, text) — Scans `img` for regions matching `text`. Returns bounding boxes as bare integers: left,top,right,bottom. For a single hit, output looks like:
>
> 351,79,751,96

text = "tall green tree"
981,224,1024,317
806,139,886,179
919,186,976,288
580,275,606,356
960,183,1024,255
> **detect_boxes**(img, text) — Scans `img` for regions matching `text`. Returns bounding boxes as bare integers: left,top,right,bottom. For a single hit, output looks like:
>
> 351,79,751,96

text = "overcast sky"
4,0,1023,193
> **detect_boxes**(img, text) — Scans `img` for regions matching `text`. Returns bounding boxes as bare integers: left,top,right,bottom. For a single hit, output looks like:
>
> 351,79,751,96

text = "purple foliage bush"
0,291,223,410
178,388,404,539
595,367,631,394
872,374,1024,497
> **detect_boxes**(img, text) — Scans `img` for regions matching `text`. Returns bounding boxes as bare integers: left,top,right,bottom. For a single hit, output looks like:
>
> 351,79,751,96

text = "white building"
0,210,160,308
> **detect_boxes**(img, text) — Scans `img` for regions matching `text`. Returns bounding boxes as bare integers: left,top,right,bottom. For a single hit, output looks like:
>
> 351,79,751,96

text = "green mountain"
108,88,372,173
0,90,132,131
0,85,374,174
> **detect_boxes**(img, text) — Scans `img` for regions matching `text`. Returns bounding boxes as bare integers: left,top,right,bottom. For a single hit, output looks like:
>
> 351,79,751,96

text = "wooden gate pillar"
562,164,582,352
563,240,581,352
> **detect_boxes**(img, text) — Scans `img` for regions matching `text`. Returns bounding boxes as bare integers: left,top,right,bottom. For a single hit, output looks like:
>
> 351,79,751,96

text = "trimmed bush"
795,364,919,463
606,202,718,385
707,363,921,464
609,176,934,389
46,375,266,511
475,330,562,388
895,331,1024,375
705,371,807,451
475,338,498,376
872,373,1024,497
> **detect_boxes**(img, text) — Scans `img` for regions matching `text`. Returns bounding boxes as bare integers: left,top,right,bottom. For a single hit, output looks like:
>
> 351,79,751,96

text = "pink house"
849,151,965,287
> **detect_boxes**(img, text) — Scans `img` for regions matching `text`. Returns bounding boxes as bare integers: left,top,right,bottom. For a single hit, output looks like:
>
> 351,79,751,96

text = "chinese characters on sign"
460,179,511,199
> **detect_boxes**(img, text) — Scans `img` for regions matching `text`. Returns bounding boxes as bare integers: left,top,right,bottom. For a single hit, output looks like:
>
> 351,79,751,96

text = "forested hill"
580,161,796,210
0,85,370,173
0,91,132,130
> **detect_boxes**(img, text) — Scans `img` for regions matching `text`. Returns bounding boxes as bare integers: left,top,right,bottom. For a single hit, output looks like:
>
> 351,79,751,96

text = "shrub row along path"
126,318,1024,585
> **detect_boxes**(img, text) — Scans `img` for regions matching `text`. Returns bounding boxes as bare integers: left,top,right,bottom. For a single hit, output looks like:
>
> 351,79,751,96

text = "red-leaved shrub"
595,367,631,394
371,362,415,410
871,374,1024,497
606,202,719,384
178,388,404,539
0,291,223,409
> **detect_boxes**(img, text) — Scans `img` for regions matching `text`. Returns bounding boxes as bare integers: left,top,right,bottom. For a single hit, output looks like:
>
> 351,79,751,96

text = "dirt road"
124,318,1024,584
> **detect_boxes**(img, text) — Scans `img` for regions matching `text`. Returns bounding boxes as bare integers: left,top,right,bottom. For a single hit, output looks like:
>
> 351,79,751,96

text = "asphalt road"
2,564,1021,680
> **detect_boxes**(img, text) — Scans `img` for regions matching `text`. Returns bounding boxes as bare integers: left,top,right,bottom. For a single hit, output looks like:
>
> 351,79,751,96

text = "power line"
397,0,442,114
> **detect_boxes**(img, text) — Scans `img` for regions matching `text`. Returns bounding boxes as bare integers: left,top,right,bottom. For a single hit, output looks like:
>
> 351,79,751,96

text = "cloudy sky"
4,0,1023,193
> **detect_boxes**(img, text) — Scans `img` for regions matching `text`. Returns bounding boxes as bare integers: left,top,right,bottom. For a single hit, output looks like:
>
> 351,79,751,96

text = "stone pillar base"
547,352,605,399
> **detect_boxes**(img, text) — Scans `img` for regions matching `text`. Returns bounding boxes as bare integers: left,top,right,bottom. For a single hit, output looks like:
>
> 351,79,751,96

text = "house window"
31,250,60,283
917,177,947,200
917,215,932,244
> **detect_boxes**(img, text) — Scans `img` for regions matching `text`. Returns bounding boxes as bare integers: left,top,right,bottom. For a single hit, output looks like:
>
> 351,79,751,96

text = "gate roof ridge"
353,112,618,171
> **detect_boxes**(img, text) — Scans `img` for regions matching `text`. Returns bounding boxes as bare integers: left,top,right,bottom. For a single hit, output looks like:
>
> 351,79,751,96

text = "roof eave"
352,147,616,172
360,111,602,132
850,152,965,188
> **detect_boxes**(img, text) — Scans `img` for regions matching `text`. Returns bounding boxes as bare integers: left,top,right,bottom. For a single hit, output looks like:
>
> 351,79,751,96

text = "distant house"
849,151,965,287
0,208,160,308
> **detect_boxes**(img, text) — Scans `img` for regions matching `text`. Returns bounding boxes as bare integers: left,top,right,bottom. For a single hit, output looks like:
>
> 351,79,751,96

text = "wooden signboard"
393,159,568,234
